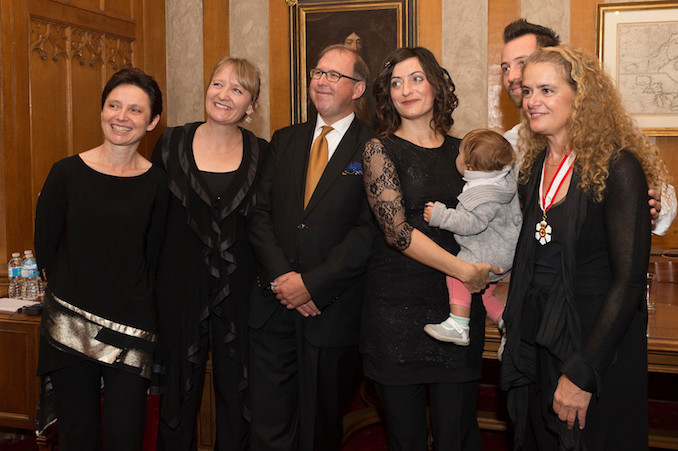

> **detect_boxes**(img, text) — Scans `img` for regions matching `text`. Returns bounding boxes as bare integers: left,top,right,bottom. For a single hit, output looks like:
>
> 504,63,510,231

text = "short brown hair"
460,129,514,172
316,44,369,83
102,68,162,119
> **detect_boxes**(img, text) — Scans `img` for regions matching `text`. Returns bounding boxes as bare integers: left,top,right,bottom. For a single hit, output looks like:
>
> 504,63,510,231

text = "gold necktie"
304,125,333,207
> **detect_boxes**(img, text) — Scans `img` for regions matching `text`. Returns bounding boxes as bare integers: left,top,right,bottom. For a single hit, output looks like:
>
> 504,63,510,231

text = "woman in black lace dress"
500,46,669,450
361,47,500,451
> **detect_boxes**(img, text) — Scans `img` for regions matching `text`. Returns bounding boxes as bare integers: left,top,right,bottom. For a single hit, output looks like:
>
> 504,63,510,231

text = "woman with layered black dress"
152,57,267,450
500,45,669,450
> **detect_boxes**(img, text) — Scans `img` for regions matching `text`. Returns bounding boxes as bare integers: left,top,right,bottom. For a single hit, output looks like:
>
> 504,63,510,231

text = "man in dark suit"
248,45,375,451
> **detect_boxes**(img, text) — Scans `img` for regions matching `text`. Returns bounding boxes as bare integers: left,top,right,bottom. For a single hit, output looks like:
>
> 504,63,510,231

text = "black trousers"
49,358,149,451
374,379,481,451
156,313,249,451
249,307,359,451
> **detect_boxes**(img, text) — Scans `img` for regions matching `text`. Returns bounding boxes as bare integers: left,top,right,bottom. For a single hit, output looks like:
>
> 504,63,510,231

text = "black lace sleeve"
562,151,651,392
362,138,414,251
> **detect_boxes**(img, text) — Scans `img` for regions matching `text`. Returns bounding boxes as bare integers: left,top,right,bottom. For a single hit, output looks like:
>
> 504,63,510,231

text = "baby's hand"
423,202,435,222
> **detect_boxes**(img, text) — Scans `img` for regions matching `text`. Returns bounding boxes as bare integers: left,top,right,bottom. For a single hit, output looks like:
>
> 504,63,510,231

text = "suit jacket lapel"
294,120,316,212
303,118,361,214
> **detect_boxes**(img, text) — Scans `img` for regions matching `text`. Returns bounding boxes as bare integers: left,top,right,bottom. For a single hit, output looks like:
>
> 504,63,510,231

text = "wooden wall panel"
418,0,441,59
0,0,7,269
2,0,34,260
71,33,106,158
104,0,133,19
269,0,291,135
203,0,229,101
136,0,166,158
49,0,134,21
28,20,71,204
569,0,597,52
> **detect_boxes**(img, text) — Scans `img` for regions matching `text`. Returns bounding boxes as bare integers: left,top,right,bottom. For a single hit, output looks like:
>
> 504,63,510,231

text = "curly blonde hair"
517,45,669,202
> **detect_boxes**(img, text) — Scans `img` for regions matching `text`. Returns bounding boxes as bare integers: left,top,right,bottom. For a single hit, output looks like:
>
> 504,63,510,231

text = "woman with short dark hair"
35,67,168,450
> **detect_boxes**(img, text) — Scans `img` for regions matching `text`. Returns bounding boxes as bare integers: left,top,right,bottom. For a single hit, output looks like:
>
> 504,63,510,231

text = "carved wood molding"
30,17,133,69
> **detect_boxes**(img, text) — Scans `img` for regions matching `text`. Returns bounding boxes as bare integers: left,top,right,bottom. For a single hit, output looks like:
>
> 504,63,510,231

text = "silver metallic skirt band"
42,292,156,379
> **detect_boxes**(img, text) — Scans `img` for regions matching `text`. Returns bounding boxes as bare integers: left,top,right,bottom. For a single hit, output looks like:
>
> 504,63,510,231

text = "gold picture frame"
597,1,678,136
290,0,416,124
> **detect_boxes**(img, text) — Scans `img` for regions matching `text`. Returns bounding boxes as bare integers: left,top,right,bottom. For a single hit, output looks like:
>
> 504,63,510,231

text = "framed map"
597,2,678,136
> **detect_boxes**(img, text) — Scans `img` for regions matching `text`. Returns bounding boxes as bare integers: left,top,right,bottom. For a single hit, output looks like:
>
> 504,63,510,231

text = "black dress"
501,149,650,450
361,135,486,451
151,122,267,449
361,134,486,384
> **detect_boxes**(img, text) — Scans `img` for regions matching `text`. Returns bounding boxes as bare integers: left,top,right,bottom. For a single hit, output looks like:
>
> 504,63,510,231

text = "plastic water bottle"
7,252,23,298
21,250,40,301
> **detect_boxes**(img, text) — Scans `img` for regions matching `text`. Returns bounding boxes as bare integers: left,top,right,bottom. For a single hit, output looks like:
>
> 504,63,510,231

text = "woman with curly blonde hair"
517,46,668,201
500,45,667,450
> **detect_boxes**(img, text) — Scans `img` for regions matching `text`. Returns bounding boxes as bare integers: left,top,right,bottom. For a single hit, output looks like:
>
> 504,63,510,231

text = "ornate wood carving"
30,20,68,62
71,29,104,67
105,35,133,70
30,17,132,69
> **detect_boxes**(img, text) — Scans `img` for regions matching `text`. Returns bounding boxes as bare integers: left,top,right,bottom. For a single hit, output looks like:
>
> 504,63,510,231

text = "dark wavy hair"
101,68,162,119
373,47,457,136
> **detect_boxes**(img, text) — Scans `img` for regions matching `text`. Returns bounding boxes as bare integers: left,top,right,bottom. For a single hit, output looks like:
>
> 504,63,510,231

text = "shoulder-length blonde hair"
209,56,261,107
518,45,669,202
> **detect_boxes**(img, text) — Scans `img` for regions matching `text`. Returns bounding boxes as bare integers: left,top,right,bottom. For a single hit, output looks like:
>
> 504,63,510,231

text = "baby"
423,129,521,356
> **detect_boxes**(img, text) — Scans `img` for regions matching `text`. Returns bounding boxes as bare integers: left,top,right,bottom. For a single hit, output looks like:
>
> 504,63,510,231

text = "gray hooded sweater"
428,167,522,282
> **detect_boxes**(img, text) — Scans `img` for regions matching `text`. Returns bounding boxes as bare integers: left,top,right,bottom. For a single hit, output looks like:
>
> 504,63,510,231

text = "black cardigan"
151,122,268,427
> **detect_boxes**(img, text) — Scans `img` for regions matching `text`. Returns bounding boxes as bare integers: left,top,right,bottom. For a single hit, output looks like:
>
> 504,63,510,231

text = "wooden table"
647,260,678,375
0,311,41,430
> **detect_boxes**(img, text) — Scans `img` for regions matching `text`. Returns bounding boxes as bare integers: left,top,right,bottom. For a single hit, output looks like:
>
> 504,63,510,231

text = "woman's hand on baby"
460,262,502,293
423,202,435,222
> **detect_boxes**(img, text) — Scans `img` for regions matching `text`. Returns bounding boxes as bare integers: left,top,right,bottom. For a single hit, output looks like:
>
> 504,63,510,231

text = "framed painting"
290,0,417,124
597,2,678,136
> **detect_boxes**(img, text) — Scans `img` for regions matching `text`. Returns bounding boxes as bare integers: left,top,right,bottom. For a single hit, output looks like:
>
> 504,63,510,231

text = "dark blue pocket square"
342,161,363,175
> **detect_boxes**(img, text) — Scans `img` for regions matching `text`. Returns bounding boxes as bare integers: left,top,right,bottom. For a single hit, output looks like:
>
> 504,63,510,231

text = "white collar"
462,165,513,190
315,112,355,136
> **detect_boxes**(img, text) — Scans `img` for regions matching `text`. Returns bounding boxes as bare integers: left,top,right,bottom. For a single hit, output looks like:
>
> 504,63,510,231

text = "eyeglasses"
309,68,361,83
